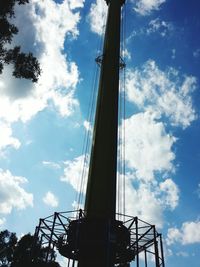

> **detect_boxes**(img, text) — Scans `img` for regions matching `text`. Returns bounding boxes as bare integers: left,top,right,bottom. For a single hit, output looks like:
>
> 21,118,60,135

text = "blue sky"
0,0,200,266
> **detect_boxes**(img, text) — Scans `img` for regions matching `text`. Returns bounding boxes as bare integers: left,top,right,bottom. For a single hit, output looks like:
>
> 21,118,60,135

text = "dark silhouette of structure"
33,1,165,266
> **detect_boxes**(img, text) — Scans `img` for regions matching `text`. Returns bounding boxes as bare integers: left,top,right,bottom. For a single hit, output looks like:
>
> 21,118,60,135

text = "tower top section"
105,0,126,6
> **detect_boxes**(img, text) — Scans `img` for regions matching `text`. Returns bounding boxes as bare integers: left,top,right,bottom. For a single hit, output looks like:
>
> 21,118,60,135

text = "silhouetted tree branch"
0,0,41,82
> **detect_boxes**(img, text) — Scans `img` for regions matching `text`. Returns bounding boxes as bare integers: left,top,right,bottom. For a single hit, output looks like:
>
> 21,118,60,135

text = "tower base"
32,210,165,267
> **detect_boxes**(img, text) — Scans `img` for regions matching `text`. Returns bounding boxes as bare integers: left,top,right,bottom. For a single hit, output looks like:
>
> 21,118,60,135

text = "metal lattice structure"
33,210,165,267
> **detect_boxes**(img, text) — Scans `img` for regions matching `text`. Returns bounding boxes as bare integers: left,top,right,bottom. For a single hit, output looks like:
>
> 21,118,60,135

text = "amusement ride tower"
33,1,165,267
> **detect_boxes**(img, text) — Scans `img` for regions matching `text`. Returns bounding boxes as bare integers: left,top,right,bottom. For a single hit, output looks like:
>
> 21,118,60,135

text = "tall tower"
60,1,131,266
84,0,124,222
33,1,165,267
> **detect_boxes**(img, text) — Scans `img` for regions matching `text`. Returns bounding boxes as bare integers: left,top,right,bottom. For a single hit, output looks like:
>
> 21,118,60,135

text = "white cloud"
0,0,83,125
69,0,85,10
123,175,179,228
147,18,173,37
124,111,176,181
121,110,179,225
0,121,20,154
126,60,197,128
119,110,179,227
167,227,182,245
167,220,200,245
61,154,89,193
123,48,132,61
0,169,33,214
88,0,107,35
159,178,179,209
133,0,166,15
125,178,164,227
43,191,59,208
42,161,61,170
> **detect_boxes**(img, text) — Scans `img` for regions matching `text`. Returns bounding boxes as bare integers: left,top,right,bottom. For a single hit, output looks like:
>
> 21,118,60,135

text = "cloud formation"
69,0,85,10
147,18,173,37
124,178,164,227
43,191,59,208
42,161,61,170
167,220,200,245
0,121,20,155
126,60,197,128
0,0,84,151
124,175,179,227
89,0,167,28
159,178,179,209
61,154,89,194
124,111,176,181
0,169,33,214
88,0,107,35
133,0,166,15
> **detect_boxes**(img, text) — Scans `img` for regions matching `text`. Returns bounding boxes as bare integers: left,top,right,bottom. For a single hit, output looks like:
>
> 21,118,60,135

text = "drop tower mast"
33,1,165,267
61,1,130,265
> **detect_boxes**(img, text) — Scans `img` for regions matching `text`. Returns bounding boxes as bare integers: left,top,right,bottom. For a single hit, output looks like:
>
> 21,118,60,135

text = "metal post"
135,217,139,267
45,213,57,262
159,234,165,267
153,226,160,267
144,249,147,267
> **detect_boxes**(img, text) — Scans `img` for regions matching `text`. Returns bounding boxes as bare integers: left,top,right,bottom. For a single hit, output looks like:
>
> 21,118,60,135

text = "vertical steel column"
84,0,125,220
144,249,147,267
135,217,139,267
45,213,57,262
153,227,160,267
159,234,165,267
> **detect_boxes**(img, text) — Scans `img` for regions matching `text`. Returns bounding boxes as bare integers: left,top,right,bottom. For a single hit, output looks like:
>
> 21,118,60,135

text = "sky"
0,0,200,266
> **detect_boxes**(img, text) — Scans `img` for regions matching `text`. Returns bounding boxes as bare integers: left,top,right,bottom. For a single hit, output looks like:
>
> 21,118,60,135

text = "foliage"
0,231,60,267
0,0,41,82
0,230,17,267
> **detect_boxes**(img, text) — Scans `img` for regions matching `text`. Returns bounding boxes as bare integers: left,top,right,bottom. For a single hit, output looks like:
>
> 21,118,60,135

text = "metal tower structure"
33,1,165,267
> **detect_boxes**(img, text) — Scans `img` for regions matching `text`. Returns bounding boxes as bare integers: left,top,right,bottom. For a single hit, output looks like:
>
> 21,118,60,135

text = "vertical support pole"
153,226,160,267
144,249,147,267
159,234,165,267
135,217,139,267
45,213,57,262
